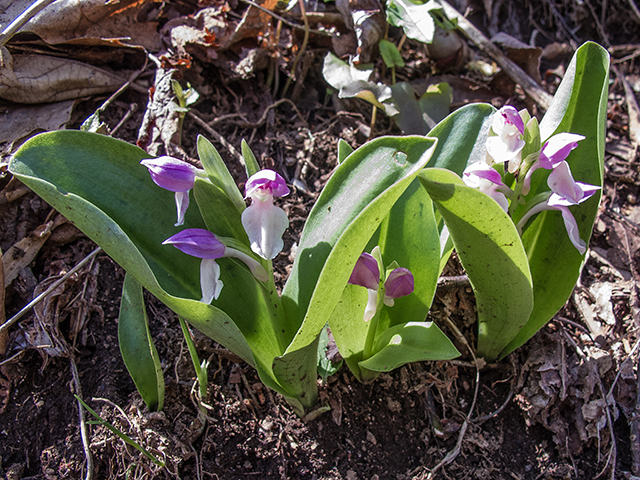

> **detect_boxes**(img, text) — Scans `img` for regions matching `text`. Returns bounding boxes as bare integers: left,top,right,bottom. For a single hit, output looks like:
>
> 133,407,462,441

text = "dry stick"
237,0,331,36
237,98,309,129
426,316,481,479
0,247,7,356
0,247,102,334
622,226,640,478
0,0,58,47
281,0,310,99
187,111,245,166
71,356,94,480
629,0,640,23
435,0,553,110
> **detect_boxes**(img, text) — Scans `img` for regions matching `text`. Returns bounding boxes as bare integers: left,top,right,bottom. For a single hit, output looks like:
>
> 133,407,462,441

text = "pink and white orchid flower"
348,252,415,321
517,162,600,254
522,132,585,195
241,170,290,260
164,229,268,304
141,156,203,226
486,105,525,172
462,162,510,212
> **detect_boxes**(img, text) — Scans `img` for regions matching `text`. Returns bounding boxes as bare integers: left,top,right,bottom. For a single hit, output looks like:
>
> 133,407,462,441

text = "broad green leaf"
501,42,609,357
419,168,534,361
8,131,268,389
329,284,369,379
118,273,165,411
390,82,429,135
419,82,453,130
197,135,246,212
282,136,438,355
379,39,405,68
386,0,439,43
359,321,459,372
272,337,320,413
241,139,261,178
425,102,495,174
376,179,440,332
317,324,342,381
390,82,453,135
193,178,249,242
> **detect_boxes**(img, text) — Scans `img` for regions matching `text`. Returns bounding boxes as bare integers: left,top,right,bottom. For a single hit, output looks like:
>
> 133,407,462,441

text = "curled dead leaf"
0,48,126,104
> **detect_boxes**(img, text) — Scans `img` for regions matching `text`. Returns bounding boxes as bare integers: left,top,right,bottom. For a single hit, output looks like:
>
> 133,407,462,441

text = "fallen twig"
281,0,311,99
71,357,94,480
187,111,245,166
435,0,553,110
0,0,58,47
425,316,480,479
0,247,102,334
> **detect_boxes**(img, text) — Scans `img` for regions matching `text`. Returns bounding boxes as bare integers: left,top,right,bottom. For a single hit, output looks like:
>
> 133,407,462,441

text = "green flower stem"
179,317,208,399
362,292,384,361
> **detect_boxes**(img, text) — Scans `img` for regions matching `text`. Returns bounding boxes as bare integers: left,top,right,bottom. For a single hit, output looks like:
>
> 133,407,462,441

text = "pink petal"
463,162,504,187
384,268,414,299
163,229,226,259
493,106,525,135
547,161,583,204
348,252,380,290
539,133,585,170
245,169,290,200
141,156,197,192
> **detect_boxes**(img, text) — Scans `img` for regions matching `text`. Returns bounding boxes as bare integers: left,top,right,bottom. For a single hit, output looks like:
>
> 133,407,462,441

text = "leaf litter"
1,0,640,479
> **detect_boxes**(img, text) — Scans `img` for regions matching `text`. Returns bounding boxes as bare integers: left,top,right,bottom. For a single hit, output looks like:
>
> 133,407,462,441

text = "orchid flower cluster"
462,105,600,254
141,156,289,303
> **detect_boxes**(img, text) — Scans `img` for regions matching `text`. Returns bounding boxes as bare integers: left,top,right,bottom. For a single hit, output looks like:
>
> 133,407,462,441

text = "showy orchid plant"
8,42,608,414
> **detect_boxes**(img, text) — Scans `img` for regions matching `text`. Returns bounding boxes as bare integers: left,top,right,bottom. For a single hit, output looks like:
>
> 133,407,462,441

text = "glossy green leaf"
241,139,261,178
317,324,342,381
425,102,495,174
118,273,164,411
379,39,405,68
197,135,246,212
501,42,609,357
359,321,459,372
376,179,440,332
329,284,369,379
282,136,437,355
419,168,534,361
8,131,261,380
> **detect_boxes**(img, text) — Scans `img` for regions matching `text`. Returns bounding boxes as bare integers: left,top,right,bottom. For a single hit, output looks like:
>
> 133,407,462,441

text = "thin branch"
436,0,553,110
237,0,331,36
71,357,94,480
281,0,310,98
0,247,102,334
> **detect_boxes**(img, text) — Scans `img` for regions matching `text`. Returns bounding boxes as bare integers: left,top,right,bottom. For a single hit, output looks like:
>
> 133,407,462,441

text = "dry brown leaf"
161,7,229,63
335,0,385,63
225,0,280,47
0,48,126,103
1,0,159,50
2,216,65,286
0,100,75,149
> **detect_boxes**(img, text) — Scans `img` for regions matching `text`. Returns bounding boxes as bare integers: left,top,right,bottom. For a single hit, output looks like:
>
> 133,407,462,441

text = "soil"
1,0,640,479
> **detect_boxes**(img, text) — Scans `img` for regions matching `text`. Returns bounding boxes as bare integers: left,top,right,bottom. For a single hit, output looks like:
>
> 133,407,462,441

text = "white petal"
200,258,224,303
241,198,289,260
174,191,190,227
557,206,587,255
364,288,379,322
